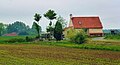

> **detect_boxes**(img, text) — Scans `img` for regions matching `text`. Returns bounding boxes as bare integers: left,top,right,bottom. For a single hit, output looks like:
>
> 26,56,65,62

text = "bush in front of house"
66,28,87,44
73,32,87,44
65,28,77,40
71,30,87,44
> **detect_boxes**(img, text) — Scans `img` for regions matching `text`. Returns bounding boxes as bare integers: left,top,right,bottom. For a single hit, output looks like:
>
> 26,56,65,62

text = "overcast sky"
0,0,120,31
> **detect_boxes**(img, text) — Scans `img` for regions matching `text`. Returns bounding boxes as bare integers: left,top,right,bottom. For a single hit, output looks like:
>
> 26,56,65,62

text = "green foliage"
32,41,120,51
105,34,120,40
0,36,120,51
56,16,67,29
0,36,36,43
44,10,57,40
34,13,42,22
44,9,57,20
46,26,54,33
65,28,78,40
66,28,87,44
0,21,40,36
44,9,57,26
46,26,54,40
33,22,41,37
18,31,29,35
33,13,42,38
73,32,87,44
0,23,6,36
6,21,30,35
25,36,35,42
29,22,41,35
5,38,26,43
54,21,63,41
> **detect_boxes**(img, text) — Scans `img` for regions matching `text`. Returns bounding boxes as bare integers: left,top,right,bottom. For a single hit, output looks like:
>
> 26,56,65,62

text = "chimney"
70,14,72,19
69,14,73,27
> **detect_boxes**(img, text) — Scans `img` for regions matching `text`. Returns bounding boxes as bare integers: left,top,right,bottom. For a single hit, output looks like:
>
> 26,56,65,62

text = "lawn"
0,36,120,65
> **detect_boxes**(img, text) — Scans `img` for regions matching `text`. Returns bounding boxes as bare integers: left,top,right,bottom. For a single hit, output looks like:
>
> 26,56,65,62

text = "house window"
78,21,82,25
111,30,115,35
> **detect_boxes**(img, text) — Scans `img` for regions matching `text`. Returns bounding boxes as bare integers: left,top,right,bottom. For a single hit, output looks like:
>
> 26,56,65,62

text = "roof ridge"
72,16,99,18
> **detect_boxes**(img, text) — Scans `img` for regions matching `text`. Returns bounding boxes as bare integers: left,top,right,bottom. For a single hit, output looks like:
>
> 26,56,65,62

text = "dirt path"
92,37,105,41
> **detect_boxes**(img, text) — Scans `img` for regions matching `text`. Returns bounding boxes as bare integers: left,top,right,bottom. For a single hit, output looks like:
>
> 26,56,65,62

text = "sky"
0,0,120,31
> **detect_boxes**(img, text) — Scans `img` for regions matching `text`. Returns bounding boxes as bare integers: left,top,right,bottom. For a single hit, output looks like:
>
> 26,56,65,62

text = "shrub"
66,28,87,44
5,38,26,43
65,28,78,40
71,31,86,44
26,36,34,42
72,32,87,44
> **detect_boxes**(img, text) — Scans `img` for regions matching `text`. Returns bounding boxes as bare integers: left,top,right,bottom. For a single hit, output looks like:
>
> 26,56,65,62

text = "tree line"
0,21,41,36
0,9,67,41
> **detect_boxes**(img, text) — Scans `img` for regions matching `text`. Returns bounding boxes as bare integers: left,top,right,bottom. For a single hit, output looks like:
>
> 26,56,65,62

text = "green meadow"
0,36,120,65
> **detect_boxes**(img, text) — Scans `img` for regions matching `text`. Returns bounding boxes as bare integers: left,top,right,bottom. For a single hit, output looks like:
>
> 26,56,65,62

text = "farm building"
64,14,103,37
103,29,120,35
3,32,18,36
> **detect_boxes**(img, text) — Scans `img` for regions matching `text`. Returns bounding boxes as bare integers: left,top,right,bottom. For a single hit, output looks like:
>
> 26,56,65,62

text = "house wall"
89,29,103,33
63,27,74,39
69,19,73,27
88,29,103,36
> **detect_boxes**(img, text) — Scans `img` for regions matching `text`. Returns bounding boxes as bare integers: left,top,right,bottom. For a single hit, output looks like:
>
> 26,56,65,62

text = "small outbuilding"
4,32,18,36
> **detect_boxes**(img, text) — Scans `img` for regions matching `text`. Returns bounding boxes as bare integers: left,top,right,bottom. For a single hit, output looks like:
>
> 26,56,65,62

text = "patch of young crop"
0,44,120,65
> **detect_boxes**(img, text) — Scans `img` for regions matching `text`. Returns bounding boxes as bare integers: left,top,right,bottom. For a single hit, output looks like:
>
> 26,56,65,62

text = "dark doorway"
111,30,115,35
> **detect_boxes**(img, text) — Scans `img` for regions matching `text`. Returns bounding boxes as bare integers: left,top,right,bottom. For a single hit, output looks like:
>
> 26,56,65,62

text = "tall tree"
33,22,41,37
34,13,42,37
29,22,41,35
44,10,57,40
7,21,29,35
57,16,67,29
44,9,57,26
34,13,42,23
0,23,6,36
54,21,63,41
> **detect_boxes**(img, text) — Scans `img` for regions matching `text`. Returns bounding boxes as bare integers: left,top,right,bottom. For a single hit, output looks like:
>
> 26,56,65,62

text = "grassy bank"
0,36,35,43
33,41,120,51
0,36,120,51
0,36,120,64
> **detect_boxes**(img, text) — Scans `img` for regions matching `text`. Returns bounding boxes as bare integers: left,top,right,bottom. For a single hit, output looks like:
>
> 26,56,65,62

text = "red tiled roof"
71,17,103,29
4,32,18,36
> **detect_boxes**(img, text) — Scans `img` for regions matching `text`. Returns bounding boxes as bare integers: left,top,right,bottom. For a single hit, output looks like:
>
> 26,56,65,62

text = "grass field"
0,44,120,65
105,34,120,40
0,36,120,65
